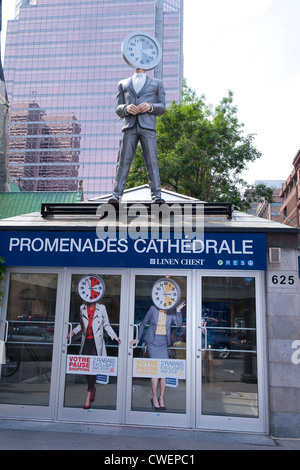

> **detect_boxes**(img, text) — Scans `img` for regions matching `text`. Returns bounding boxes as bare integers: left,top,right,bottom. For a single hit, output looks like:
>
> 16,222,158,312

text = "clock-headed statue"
108,31,166,206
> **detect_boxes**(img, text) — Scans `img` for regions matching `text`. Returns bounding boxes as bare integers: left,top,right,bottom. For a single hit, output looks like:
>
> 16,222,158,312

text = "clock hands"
152,278,181,310
124,33,161,70
143,47,157,58
78,275,104,302
89,277,101,300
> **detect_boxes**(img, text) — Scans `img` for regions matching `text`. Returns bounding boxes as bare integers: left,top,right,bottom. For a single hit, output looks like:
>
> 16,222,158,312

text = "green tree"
126,83,273,211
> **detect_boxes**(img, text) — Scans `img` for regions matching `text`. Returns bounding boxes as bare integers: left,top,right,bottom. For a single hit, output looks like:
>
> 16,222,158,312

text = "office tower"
4,0,184,198
0,0,10,192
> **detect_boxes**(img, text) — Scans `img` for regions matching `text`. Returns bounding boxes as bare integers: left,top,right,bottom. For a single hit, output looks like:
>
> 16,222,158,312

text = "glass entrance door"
196,273,267,432
57,272,124,423
0,271,59,419
0,269,266,432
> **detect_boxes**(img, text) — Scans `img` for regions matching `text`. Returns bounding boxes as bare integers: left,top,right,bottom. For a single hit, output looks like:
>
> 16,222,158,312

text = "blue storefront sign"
0,231,267,270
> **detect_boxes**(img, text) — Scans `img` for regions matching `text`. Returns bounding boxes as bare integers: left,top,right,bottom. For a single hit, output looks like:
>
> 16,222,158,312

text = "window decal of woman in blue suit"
132,276,186,412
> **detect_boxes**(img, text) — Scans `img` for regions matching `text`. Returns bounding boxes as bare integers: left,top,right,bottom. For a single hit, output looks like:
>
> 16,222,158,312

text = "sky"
1,0,300,185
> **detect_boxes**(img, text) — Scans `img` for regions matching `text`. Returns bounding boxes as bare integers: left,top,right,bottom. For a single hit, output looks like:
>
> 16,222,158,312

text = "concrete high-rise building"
255,180,285,224
4,0,184,198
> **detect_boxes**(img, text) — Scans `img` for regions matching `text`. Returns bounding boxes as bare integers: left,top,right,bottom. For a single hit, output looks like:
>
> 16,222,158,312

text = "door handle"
4,321,8,343
64,322,72,346
129,323,139,349
199,326,207,351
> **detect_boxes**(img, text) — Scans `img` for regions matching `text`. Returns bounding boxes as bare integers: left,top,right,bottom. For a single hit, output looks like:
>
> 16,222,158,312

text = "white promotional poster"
133,358,186,379
66,355,118,376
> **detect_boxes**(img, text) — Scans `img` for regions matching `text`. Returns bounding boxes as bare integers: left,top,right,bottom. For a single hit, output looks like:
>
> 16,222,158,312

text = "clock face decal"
152,278,181,311
122,31,162,70
78,275,105,303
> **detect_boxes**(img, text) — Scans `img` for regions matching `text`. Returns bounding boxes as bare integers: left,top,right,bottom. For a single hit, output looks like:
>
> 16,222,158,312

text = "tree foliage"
126,82,273,211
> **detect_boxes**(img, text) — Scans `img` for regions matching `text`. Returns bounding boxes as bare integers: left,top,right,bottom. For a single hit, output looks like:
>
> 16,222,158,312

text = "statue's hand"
137,102,151,113
126,104,140,115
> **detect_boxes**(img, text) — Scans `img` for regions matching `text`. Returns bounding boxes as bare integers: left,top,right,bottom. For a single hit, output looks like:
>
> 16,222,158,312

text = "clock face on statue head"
78,274,105,303
151,278,181,311
122,31,162,71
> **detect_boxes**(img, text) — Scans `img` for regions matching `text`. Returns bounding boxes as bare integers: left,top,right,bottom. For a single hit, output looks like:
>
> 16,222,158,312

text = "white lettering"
20,238,31,251
70,238,81,252
243,240,254,254
107,239,117,252
6,235,257,261
206,239,218,253
9,238,20,251
127,204,149,240
82,239,94,252
218,240,231,253
291,340,300,365
183,203,204,241
155,258,179,265
192,239,204,253
31,238,44,252
44,238,59,252
167,239,180,253
117,238,128,253
104,454,139,467
95,204,117,239
146,239,159,253
95,238,106,252
181,258,205,265
231,240,242,254
59,238,70,252
155,239,168,251
148,454,191,465
134,239,147,253
181,239,192,253
150,203,183,240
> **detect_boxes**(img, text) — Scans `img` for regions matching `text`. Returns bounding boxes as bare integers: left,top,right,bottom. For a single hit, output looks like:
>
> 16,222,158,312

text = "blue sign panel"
0,231,267,270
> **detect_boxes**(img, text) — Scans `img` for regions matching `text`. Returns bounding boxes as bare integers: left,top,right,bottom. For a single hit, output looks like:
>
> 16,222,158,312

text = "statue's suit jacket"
115,76,166,131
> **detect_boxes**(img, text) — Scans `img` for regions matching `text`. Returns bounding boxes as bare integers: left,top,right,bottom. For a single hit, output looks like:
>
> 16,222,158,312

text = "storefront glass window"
131,275,187,414
0,273,58,406
201,276,258,418
64,274,121,410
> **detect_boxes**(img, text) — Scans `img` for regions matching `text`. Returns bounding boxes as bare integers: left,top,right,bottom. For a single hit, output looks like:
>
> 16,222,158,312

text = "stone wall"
266,240,300,437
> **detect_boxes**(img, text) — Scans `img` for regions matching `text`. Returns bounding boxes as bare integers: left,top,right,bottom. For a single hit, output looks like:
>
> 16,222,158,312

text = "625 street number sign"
268,272,298,287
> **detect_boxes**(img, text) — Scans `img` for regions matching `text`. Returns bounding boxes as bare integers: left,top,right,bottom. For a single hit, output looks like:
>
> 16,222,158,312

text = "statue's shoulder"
118,76,132,87
150,77,162,83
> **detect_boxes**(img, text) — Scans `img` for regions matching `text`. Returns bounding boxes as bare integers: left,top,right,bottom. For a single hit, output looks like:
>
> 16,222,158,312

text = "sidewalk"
0,419,299,450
